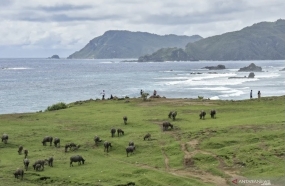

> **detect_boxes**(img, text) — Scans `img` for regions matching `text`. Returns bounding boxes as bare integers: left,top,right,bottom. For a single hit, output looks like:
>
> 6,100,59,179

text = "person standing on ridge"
250,90,253,99
257,90,261,99
101,90,105,100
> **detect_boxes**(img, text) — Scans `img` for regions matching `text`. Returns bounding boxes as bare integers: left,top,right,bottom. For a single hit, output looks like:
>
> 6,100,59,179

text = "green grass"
0,96,284,185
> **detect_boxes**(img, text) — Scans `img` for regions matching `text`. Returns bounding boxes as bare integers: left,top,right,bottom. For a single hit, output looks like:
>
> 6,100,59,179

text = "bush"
45,102,67,111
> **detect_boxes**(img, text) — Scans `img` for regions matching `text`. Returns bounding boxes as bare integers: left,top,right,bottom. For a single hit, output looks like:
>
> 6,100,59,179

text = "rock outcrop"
49,55,60,59
238,63,262,72
202,64,226,70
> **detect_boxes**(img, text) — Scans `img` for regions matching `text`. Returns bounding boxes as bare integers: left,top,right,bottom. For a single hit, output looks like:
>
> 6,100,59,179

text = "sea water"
0,58,284,114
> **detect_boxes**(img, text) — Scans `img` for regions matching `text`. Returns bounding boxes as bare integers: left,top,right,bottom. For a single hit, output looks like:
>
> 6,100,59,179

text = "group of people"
250,90,261,99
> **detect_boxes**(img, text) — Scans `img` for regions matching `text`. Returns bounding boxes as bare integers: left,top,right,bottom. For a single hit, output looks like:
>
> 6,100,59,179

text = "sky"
0,0,284,58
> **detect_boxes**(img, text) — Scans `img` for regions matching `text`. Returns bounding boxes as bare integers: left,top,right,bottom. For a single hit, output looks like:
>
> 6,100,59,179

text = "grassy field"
0,96,284,186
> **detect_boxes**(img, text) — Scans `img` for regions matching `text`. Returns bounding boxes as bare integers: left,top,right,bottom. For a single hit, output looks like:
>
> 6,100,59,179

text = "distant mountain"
67,30,202,59
139,19,285,61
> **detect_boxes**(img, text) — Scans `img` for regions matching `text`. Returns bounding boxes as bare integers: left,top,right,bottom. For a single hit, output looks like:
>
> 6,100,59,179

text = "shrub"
45,102,67,111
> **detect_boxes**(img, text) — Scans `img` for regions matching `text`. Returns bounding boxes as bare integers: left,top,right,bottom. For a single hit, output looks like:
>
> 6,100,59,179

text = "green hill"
1,96,284,185
67,30,202,59
138,19,285,61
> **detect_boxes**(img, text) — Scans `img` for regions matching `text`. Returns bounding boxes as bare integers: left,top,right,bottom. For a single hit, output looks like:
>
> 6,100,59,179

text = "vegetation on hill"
67,30,202,59
1,96,284,185
138,19,285,61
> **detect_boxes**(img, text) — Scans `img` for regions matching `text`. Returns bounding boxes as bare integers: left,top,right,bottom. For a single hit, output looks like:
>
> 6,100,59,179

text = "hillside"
0,96,284,185
139,19,285,61
67,30,202,59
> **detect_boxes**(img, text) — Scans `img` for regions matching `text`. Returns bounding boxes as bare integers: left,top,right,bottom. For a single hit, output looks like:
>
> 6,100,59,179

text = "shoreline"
1,95,284,116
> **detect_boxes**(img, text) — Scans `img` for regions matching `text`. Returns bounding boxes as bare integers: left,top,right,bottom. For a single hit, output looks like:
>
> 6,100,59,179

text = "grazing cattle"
45,157,53,167
65,142,78,152
70,155,85,167
117,129,124,137
199,111,206,119
144,133,151,141
14,168,24,179
168,111,177,121
111,128,116,137
33,160,45,171
126,146,136,157
104,141,112,153
24,149,28,158
42,136,53,146
162,121,173,131
123,116,128,124
1,133,8,144
53,137,60,147
23,158,29,171
129,141,134,147
18,145,23,155
210,110,216,119
94,136,102,145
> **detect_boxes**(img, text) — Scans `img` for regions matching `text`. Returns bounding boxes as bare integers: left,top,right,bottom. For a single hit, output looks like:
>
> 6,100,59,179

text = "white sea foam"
3,67,32,70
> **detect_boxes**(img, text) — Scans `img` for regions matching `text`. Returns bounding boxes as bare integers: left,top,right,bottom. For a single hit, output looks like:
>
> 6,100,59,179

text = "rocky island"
202,64,226,70
48,55,60,59
238,63,262,72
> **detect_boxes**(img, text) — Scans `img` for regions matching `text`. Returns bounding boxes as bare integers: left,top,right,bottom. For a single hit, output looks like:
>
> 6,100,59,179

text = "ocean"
0,58,284,114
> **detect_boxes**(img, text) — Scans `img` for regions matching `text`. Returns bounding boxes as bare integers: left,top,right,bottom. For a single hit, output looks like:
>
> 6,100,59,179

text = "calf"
33,160,45,171
144,133,151,141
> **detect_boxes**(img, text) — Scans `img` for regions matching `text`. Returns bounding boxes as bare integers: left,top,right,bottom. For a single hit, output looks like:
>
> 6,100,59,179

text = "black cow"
111,128,116,137
24,149,28,158
199,111,206,119
129,141,135,146
14,168,24,179
23,158,29,171
117,129,124,137
1,133,8,144
126,146,136,157
45,157,54,167
210,110,216,119
42,136,53,146
18,145,23,155
123,116,128,124
70,155,85,167
94,136,102,146
53,137,60,147
168,111,177,120
33,160,45,171
144,133,151,141
162,121,173,131
104,141,112,153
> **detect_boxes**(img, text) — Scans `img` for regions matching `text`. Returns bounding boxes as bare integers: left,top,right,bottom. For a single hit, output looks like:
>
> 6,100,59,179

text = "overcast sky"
0,0,284,58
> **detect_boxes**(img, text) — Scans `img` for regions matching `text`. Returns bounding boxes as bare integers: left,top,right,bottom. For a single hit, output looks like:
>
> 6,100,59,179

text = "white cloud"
0,0,284,57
